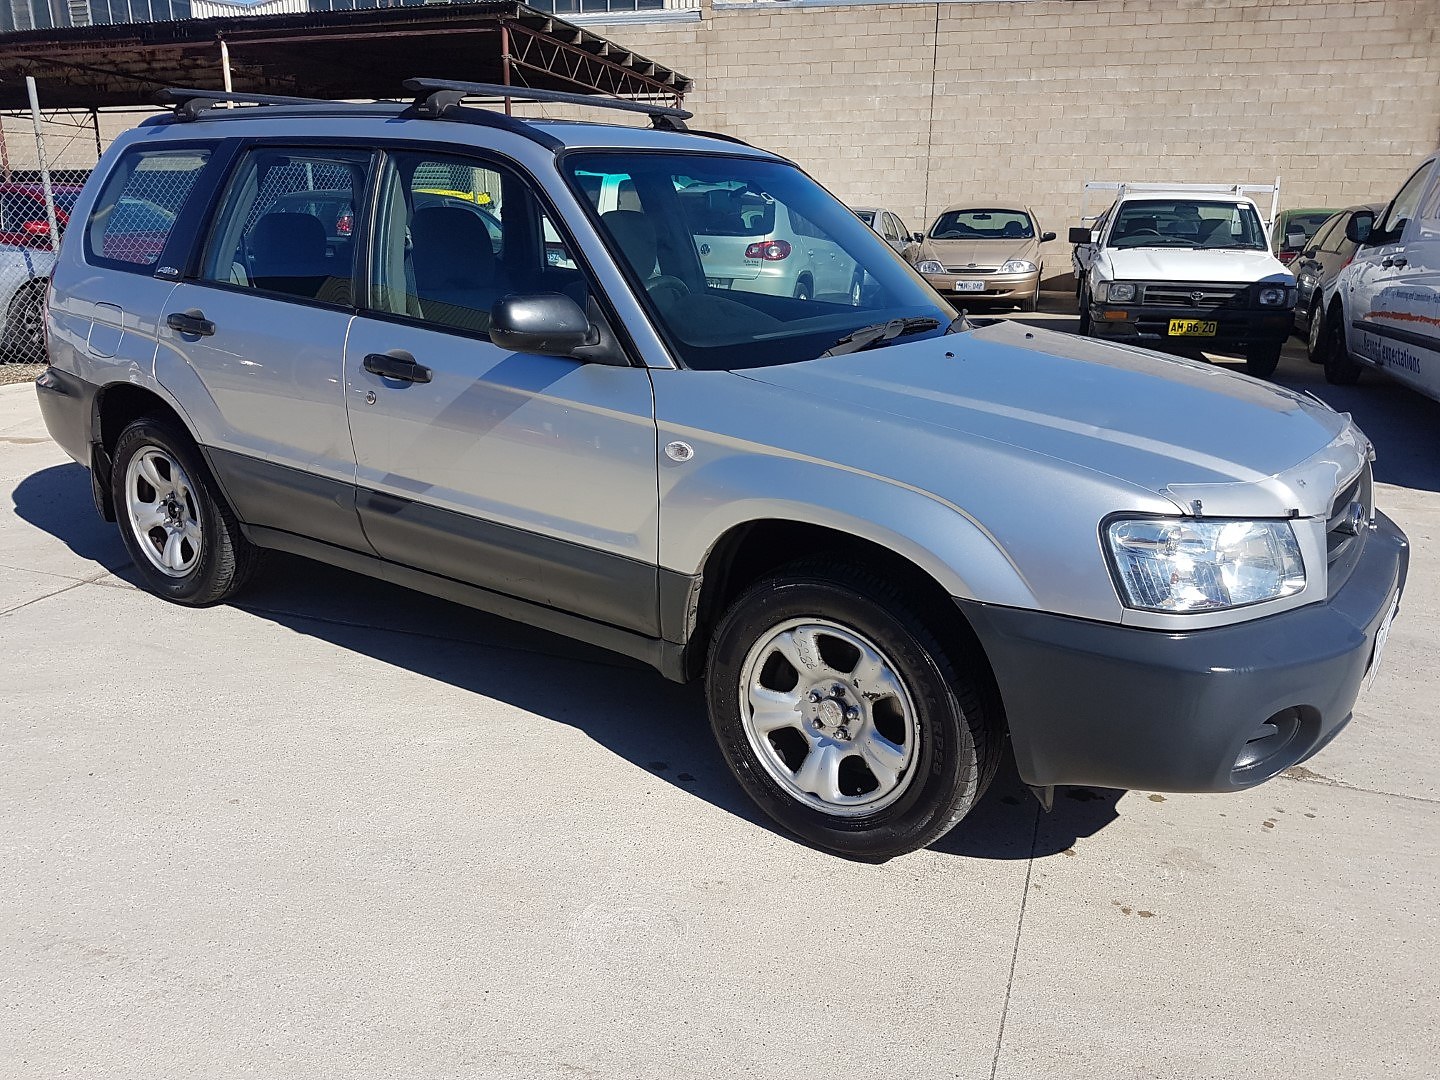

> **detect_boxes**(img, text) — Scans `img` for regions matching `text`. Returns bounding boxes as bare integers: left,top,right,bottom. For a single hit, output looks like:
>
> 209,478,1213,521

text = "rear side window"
198,148,371,305
86,148,211,269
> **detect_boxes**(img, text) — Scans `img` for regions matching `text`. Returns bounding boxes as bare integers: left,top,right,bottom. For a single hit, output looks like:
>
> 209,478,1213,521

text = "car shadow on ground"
14,460,1125,863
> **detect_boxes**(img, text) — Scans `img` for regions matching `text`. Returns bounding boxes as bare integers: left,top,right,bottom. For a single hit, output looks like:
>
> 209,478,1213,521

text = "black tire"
793,276,813,302
1077,286,1092,335
705,558,1000,860
1305,296,1328,365
111,416,260,606
2,281,46,363
1321,305,1362,385
1020,285,1039,312
1244,341,1283,379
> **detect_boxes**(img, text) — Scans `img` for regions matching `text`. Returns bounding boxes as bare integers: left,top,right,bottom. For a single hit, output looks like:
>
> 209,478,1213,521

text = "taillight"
22,220,49,236
336,212,353,236
744,239,791,261
1277,251,1298,264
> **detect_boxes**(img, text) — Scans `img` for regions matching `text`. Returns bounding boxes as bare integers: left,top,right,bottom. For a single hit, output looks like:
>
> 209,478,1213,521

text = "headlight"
1258,286,1285,306
1105,518,1305,612
917,260,945,275
999,259,1037,274
1105,282,1137,303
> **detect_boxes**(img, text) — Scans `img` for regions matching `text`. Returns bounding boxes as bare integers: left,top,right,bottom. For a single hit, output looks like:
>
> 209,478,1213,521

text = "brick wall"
587,0,1440,284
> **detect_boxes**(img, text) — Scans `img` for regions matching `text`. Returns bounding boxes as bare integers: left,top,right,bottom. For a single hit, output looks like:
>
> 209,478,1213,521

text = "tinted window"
854,210,875,227
199,148,369,304
675,180,777,237
930,209,1034,240
1379,164,1432,238
367,151,581,337
1277,211,1333,252
85,148,210,268
1308,216,1340,253
881,213,900,241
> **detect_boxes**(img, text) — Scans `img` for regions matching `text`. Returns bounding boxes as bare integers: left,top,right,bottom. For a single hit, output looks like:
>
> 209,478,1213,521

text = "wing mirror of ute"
1041,231,1057,243
1068,226,1094,245
490,293,628,366
1345,210,1376,245
912,232,925,243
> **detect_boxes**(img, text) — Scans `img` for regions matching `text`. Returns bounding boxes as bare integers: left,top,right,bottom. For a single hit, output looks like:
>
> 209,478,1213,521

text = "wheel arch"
89,382,202,521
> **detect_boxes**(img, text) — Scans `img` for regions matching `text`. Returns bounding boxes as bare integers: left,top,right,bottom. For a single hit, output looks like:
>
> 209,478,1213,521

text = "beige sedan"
914,204,1055,311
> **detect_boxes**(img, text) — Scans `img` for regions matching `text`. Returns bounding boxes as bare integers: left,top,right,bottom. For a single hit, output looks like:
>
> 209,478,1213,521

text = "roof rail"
158,87,330,121
403,78,692,130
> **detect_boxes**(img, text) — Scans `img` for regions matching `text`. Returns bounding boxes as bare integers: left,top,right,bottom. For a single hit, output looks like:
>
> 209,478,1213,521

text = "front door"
343,148,660,635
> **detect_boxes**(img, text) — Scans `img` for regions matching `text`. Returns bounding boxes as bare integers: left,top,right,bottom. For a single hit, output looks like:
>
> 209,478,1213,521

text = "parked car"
1071,186,1297,377
1314,149,1440,401
914,204,1053,310
0,182,83,251
1271,206,1338,268
0,245,55,361
1288,204,1380,358
851,205,922,263
35,82,1408,860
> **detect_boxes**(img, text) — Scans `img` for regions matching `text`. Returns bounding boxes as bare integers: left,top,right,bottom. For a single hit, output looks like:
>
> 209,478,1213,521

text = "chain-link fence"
0,92,101,376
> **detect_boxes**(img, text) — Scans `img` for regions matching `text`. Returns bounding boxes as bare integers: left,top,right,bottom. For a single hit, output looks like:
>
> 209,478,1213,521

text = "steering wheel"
1125,228,1163,238
647,275,691,305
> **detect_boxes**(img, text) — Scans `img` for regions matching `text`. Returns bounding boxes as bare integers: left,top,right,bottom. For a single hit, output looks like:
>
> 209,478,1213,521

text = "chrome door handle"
166,309,215,337
363,350,433,384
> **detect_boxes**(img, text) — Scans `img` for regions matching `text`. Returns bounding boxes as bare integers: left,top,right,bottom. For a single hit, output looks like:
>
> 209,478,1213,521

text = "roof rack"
158,87,331,121
403,78,692,130
1080,178,1283,228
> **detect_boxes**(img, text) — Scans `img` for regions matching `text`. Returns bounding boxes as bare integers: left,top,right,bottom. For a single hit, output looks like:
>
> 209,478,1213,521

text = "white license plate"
953,280,985,292
1362,591,1401,693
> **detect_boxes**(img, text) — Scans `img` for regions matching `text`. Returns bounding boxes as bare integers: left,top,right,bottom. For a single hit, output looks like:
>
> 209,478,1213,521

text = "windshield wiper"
820,316,946,357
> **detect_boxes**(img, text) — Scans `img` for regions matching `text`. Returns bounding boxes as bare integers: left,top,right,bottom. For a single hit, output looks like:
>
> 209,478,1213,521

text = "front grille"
1326,461,1374,567
945,265,998,274
1142,283,1249,308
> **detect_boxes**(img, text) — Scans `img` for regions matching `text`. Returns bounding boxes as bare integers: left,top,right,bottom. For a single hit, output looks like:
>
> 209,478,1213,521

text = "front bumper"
959,511,1409,793
924,270,1039,304
1087,302,1293,351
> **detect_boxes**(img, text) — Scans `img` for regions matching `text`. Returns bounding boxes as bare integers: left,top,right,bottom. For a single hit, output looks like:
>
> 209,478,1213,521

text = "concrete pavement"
2,334,1437,1078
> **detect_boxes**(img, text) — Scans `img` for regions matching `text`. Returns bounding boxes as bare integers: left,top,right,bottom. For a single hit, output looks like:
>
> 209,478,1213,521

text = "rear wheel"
2,281,46,363
1244,341,1283,379
111,416,260,605
1322,305,1363,385
705,559,1000,860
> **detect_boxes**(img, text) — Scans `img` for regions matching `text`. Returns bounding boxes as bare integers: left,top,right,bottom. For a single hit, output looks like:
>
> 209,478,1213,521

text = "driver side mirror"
490,294,627,366
1040,231,1057,243
1068,226,1094,245
1345,210,1376,246
912,232,925,244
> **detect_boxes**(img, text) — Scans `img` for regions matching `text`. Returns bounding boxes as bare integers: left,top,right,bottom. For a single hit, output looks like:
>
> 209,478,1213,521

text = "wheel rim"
11,287,43,353
738,618,920,817
124,447,203,577
1309,305,1323,354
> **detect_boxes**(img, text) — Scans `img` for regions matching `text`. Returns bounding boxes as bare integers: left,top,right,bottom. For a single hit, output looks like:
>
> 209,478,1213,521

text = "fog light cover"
1106,518,1305,612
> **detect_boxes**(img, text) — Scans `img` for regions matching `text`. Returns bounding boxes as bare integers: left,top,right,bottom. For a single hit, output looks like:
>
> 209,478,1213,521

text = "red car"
0,183,83,250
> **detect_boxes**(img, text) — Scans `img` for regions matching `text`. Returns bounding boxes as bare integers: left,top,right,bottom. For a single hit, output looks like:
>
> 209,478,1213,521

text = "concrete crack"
988,802,1041,1080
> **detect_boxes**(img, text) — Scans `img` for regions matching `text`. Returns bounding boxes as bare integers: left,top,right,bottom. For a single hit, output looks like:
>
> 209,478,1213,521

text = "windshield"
929,208,1034,240
1106,200,1267,251
563,152,954,371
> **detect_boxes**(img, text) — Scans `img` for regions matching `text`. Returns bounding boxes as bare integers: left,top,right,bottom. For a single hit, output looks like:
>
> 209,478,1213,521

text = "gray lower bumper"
959,511,1409,793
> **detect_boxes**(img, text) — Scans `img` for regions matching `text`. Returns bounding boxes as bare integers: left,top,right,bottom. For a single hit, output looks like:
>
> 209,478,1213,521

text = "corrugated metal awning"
0,1,691,110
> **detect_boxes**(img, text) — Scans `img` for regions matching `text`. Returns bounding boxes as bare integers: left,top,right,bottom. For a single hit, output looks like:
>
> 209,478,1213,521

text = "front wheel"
1322,306,1363,385
1306,298,1328,364
1077,286,1092,335
111,416,259,605
705,560,1000,860
1244,341,1283,379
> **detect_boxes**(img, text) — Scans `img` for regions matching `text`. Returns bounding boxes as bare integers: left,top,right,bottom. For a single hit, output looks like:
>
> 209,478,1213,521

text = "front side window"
930,208,1034,241
565,151,953,371
1378,163,1433,238
367,151,581,336
1106,200,1266,251
85,147,210,269
199,148,370,304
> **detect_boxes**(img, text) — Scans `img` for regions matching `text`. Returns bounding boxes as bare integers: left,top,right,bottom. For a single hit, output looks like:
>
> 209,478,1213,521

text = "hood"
922,237,1037,268
738,320,1357,518
1101,246,1293,284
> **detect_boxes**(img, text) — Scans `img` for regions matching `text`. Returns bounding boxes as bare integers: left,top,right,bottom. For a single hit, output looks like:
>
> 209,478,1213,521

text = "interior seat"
410,205,500,332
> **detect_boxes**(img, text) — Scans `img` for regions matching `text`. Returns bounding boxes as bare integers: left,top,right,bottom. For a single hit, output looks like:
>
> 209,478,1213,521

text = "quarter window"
85,148,210,269
199,148,369,304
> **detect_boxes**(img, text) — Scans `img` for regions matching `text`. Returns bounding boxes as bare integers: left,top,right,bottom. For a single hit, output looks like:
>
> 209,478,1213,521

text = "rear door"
158,144,372,551
343,147,660,634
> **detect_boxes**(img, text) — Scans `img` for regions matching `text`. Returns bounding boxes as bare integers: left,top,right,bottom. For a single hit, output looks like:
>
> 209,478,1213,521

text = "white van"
1319,150,1440,402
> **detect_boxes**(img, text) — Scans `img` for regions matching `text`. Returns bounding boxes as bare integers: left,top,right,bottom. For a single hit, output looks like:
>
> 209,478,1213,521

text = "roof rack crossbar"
158,87,330,121
402,78,692,127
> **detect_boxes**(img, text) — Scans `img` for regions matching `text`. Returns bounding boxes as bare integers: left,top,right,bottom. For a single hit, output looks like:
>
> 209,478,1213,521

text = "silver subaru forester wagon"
35,82,1409,859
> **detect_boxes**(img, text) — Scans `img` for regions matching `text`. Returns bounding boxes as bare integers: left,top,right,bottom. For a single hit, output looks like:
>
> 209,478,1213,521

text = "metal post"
501,23,512,116
25,77,61,251
0,119,10,183
91,107,102,160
